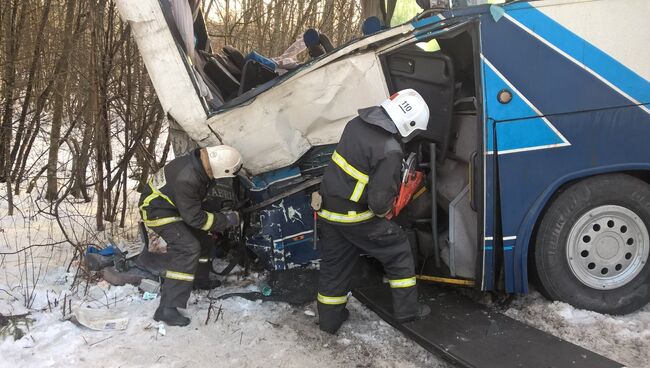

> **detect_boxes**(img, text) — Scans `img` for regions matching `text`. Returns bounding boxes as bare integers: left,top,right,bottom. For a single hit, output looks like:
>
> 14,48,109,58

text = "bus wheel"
534,173,650,314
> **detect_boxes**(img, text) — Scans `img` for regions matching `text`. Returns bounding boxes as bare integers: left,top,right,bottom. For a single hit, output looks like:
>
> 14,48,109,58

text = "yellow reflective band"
139,179,177,227
201,212,214,231
331,151,369,183
413,186,427,200
198,258,211,263
148,180,175,207
165,270,194,282
388,276,417,288
317,293,348,305
317,209,375,223
332,151,369,202
350,181,366,202
139,191,158,222
144,216,183,227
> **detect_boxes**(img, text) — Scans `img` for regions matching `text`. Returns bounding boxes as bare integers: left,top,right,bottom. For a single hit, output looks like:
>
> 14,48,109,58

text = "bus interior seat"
238,60,279,95
223,45,246,71
201,51,241,101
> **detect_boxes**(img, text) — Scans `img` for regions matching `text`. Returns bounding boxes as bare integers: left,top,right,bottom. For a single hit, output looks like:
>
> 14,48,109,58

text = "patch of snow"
505,291,650,368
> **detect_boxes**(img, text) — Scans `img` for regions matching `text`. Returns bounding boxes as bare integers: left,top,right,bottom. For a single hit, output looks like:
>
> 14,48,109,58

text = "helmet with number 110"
205,145,243,179
380,89,430,141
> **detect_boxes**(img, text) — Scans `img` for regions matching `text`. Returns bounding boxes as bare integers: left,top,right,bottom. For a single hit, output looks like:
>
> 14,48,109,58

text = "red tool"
387,153,424,219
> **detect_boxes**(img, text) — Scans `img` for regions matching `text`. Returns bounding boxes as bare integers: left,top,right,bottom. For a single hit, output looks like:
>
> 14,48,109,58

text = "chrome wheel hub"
566,205,649,290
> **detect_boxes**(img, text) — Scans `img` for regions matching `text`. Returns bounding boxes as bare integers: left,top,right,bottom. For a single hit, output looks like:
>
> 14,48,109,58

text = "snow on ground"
505,291,650,368
1,190,649,368
0,191,442,368
0,276,444,368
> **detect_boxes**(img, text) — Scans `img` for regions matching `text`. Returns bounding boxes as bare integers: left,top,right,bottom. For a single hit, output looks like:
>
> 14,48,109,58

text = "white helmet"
205,145,243,179
381,89,430,140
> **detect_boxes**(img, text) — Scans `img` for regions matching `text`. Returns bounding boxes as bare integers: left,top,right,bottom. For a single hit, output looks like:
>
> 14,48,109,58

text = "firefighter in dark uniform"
137,145,243,326
316,89,432,334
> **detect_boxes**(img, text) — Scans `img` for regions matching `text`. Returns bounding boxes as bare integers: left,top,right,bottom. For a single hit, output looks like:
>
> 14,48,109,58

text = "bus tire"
534,173,650,315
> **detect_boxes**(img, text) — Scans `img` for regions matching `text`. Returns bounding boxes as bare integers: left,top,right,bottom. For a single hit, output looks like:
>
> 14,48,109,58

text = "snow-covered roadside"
0,271,442,368
0,191,441,368
505,291,650,368
2,190,648,368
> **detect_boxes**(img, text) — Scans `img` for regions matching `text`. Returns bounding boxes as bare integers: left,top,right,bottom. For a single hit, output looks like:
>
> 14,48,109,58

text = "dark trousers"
318,218,418,333
138,222,214,308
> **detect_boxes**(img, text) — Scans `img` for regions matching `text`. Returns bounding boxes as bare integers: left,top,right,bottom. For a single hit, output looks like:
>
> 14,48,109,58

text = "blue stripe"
483,58,565,152
482,15,638,119
507,5,650,107
411,15,442,29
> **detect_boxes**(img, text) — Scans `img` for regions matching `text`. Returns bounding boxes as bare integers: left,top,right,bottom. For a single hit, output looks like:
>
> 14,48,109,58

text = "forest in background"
0,0,413,232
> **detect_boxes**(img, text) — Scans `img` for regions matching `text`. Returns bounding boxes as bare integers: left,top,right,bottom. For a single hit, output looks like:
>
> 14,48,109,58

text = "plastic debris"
86,245,115,257
142,292,158,301
73,306,129,331
258,281,272,297
139,279,161,294
157,323,166,336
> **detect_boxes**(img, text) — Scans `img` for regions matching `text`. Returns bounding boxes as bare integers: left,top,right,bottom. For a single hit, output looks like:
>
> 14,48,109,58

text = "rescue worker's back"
316,89,432,334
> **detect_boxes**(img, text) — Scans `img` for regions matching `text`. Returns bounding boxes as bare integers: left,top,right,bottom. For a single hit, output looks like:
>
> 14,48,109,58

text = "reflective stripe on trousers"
165,270,195,282
317,293,348,305
331,151,369,202
388,276,416,288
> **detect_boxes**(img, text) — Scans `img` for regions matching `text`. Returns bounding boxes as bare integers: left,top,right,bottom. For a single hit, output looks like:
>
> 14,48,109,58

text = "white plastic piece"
73,306,129,331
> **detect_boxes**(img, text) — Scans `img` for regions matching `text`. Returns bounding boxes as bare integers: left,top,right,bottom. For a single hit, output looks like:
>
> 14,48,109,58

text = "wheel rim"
566,205,649,290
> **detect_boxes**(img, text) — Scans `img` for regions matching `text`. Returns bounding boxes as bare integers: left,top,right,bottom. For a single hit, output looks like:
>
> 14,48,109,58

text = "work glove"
222,210,240,228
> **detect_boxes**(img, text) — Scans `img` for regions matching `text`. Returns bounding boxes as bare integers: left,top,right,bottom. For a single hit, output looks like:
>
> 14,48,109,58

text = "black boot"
154,306,190,326
318,307,350,335
396,303,431,323
193,278,222,290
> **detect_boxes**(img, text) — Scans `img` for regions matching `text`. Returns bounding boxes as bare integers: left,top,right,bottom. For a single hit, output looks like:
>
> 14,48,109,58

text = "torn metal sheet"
114,0,211,143
115,0,422,174
204,52,388,174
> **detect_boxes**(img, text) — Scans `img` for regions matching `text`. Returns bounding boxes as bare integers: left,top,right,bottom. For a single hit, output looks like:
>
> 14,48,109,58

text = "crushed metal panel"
204,52,389,174
114,0,212,144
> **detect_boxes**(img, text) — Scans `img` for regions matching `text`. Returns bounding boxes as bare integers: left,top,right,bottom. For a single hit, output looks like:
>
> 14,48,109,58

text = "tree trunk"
9,0,52,171
46,0,78,201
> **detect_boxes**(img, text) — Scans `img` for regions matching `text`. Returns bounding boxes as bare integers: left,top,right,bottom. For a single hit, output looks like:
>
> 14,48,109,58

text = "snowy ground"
1,192,649,368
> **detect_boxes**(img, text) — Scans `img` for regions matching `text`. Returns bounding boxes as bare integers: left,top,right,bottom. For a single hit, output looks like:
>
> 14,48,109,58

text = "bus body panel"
479,0,650,292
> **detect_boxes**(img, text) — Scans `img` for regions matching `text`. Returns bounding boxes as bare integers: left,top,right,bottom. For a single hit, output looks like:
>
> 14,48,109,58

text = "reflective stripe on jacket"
318,106,403,224
139,149,226,232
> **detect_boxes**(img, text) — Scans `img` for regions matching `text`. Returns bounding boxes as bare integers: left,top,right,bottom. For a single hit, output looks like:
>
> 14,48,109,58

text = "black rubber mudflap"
353,284,624,368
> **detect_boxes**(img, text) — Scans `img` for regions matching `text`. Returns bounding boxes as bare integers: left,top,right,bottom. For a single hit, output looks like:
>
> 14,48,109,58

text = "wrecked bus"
116,0,650,320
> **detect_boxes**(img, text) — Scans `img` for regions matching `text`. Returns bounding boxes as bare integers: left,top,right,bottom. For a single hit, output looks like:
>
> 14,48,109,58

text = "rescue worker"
137,145,243,326
316,89,432,334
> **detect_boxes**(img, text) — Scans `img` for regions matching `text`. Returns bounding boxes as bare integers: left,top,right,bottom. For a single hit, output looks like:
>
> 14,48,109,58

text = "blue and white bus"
118,0,650,315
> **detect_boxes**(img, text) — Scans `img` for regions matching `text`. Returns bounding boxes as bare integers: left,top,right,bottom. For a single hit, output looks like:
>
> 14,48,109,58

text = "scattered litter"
139,279,160,294
72,306,129,331
142,292,158,301
303,309,315,317
258,281,272,296
157,323,166,336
